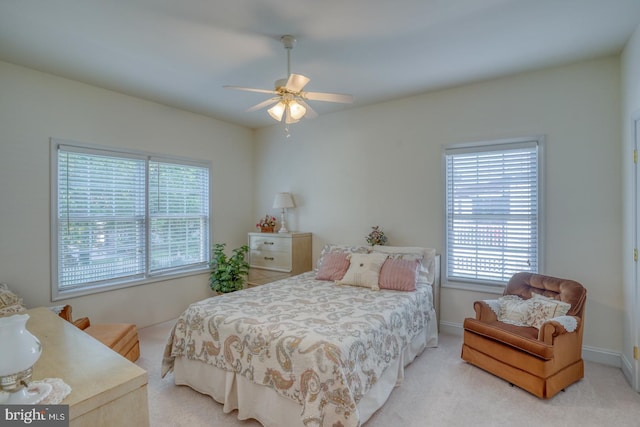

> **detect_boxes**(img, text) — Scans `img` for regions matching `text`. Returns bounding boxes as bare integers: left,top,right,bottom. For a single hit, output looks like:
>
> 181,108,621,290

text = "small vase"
260,226,274,233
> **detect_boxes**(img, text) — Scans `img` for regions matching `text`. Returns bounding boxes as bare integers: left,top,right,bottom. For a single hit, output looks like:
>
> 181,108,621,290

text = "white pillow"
497,295,530,326
337,252,388,290
372,245,436,285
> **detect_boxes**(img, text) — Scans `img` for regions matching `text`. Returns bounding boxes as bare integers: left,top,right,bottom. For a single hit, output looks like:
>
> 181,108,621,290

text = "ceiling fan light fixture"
225,34,353,125
268,102,286,121
285,105,299,124
288,100,306,120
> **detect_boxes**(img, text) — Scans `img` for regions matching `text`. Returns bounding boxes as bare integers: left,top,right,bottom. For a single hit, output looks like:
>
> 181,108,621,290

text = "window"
444,136,542,290
51,140,210,299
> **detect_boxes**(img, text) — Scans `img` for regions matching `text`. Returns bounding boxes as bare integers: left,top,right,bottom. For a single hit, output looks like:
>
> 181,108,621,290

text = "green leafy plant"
209,243,250,293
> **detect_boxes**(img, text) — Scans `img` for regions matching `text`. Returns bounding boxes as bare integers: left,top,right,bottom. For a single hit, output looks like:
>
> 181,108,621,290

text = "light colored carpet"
137,319,640,427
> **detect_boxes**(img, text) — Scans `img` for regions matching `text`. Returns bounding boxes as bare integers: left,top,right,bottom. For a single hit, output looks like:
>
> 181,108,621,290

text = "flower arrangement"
256,214,277,232
366,225,388,246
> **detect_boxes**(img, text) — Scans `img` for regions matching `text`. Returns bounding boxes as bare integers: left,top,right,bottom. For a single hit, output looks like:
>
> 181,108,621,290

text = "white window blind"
54,142,209,296
444,139,540,286
149,160,209,274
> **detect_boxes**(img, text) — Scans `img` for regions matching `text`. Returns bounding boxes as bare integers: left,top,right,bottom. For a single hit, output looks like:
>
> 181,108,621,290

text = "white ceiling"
1,0,639,129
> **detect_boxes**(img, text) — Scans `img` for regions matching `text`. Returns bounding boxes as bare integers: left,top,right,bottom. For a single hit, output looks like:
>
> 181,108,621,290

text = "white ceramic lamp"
273,192,295,233
0,313,52,404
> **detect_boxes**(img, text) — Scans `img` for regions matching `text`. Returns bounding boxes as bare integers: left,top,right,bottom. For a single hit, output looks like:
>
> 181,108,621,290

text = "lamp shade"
268,102,286,121
288,101,306,120
273,192,295,209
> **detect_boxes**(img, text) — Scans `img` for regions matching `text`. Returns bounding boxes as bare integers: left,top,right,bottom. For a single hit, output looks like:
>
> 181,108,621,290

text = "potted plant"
209,243,250,293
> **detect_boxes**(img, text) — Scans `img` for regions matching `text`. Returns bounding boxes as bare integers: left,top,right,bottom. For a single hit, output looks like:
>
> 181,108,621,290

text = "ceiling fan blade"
224,85,278,95
303,91,354,104
285,74,310,92
246,97,281,112
298,100,318,119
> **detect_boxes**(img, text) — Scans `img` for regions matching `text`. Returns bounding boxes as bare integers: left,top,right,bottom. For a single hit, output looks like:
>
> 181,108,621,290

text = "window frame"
441,135,544,294
50,138,212,300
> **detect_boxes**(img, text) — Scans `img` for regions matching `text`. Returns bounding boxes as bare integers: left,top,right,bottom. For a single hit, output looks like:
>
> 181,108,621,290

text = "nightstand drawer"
247,232,311,283
250,235,292,253
250,249,291,271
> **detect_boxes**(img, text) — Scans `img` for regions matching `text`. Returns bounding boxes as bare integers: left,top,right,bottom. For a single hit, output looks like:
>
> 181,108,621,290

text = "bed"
162,245,440,427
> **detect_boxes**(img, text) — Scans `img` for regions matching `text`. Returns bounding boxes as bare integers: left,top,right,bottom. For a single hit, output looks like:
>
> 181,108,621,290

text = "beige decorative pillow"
337,252,388,290
497,295,530,326
0,283,24,309
0,303,27,316
526,294,572,329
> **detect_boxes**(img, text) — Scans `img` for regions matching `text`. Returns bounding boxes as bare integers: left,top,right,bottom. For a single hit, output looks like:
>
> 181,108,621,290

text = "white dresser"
247,232,312,286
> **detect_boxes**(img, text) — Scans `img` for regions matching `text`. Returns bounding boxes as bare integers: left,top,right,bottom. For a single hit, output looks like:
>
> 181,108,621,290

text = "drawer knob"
263,241,274,245
264,257,274,261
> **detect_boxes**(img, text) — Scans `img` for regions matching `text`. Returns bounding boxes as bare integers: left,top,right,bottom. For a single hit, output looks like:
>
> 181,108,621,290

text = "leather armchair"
461,272,587,398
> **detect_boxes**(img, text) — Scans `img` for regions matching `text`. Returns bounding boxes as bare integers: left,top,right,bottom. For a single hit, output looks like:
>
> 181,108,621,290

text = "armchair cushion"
463,318,552,359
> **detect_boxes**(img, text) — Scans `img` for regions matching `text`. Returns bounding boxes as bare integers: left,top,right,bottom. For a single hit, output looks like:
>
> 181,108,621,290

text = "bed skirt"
173,322,437,427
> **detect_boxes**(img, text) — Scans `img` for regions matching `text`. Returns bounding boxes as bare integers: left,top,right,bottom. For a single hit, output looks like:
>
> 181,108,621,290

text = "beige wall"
621,23,640,384
254,56,623,355
0,53,626,358
0,60,254,327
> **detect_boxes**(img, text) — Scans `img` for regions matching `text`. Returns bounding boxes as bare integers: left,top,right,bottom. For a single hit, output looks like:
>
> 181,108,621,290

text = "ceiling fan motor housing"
274,78,289,91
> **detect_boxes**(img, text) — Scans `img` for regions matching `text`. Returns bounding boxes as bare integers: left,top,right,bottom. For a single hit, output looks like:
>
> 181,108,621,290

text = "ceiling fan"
224,35,354,124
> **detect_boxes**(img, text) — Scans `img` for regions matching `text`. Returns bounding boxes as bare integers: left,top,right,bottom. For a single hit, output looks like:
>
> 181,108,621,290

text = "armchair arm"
538,315,580,344
473,300,500,322
52,304,91,330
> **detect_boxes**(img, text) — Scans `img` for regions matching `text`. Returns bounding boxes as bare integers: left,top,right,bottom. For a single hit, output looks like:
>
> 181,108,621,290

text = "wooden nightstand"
247,232,312,286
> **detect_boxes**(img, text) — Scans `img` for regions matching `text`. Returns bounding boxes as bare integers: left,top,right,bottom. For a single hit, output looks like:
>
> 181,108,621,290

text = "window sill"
52,267,209,301
442,280,505,295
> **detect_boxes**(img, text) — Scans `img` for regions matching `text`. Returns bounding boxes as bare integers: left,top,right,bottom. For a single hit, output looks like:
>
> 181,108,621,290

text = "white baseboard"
440,320,463,337
621,353,635,388
440,321,622,368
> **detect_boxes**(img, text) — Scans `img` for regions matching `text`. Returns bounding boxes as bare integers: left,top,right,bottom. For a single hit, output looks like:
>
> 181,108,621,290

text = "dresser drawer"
250,235,292,253
250,249,292,271
247,232,311,279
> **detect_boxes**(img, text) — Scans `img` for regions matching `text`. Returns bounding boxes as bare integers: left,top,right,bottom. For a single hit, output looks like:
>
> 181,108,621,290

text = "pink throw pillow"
315,252,350,281
379,258,420,291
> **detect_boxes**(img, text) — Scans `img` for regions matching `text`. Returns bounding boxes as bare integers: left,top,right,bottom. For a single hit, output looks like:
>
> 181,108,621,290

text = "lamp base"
278,209,289,233
0,382,52,404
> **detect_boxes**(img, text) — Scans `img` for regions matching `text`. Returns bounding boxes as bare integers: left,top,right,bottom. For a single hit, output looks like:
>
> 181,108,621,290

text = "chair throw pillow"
526,294,572,329
0,283,27,316
497,295,530,326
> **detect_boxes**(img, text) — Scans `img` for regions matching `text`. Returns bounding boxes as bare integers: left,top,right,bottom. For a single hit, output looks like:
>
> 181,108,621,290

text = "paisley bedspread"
162,272,436,427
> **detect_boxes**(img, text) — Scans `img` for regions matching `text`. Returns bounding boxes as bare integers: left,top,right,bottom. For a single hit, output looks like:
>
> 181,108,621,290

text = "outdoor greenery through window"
444,137,541,289
52,140,210,298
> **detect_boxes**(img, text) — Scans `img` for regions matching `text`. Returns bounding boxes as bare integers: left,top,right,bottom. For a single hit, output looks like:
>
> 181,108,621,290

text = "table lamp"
0,313,52,404
273,192,295,233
